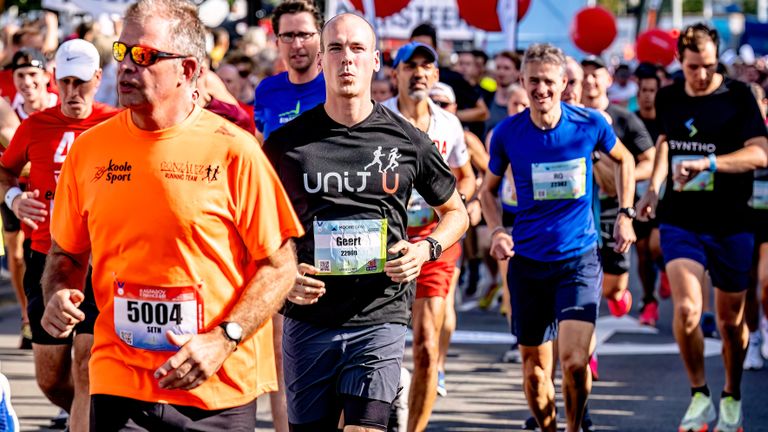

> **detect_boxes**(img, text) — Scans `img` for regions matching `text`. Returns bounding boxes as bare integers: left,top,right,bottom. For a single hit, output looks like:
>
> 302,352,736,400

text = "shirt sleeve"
446,116,470,168
1,119,31,175
50,145,91,253
488,123,510,177
624,111,654,157
737,84,768,143
594,112,618,154
414,129,456,207
234,139,304,261
253,82,266,133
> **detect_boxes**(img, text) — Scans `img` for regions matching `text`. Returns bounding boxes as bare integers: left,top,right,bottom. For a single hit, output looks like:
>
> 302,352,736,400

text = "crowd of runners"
0,1,764,431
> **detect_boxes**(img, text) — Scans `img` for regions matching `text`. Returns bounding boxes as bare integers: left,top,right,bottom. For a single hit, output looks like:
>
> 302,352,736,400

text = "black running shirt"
264,102,456,327
655,78,768,233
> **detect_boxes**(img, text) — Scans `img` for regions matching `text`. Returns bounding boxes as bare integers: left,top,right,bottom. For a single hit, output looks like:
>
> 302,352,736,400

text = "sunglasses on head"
112,41,187,67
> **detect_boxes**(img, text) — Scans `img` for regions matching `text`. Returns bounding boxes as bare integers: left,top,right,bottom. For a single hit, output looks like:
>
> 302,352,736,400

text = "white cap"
55,39,100,81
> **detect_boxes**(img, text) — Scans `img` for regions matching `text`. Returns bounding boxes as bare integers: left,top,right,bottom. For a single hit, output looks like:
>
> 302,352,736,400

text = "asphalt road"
0,267,766,431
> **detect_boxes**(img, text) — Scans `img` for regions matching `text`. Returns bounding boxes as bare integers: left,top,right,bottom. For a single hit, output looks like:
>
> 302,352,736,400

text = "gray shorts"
282,317,406,425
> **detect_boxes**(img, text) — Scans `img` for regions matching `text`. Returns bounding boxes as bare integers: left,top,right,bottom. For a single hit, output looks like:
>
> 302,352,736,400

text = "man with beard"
253,0,325,141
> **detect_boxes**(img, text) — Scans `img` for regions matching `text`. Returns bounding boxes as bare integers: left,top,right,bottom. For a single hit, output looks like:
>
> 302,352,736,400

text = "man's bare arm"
457,98,490,123
155,239,298,390
40,240,91,338
222,239,297,340
42,240,91,304
0,98,19,147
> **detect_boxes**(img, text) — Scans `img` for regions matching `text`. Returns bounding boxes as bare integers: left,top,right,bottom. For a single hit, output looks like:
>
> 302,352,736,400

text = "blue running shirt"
489,103,617,262
253,71,326,140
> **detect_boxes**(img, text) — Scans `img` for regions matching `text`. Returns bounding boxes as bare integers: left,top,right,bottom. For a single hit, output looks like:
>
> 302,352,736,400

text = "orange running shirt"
51,105,304,410
1,102,119,254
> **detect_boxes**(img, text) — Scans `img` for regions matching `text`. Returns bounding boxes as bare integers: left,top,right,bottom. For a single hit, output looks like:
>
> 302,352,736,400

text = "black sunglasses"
112,41,187,67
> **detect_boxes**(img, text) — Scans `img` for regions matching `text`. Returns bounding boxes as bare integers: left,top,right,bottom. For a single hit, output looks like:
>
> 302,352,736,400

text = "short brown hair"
678,23,719,61
495,50,521,70
271,0,323,36
522,43,566,76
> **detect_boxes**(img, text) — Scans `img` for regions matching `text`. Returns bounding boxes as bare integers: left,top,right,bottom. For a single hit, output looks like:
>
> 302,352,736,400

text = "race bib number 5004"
314,219,387,275
113,281,203,351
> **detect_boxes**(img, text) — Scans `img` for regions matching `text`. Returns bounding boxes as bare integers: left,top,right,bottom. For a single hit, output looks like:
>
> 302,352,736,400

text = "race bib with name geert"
314,219,387,275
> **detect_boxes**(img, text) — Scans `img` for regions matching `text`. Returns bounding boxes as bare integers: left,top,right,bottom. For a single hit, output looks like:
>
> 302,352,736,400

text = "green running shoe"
714,396,743,432
678,392,716,432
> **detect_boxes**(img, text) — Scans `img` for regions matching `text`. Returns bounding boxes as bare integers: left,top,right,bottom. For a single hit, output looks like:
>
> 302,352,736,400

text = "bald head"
321,13,376,52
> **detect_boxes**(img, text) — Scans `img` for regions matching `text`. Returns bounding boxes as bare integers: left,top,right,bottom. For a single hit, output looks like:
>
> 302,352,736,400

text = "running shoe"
761,316,768,360
701,312,718,339
436,371,447,397
589,352,599,381
582,404,595,432
18,323,32,350
639,301,659,327
714,396,743,432
478,283,501,310
678,392,716,432
501,345,522,363
607,289,632,318
659,270,671,299
0,373,19,432
743,331,764,371
50,409,68,429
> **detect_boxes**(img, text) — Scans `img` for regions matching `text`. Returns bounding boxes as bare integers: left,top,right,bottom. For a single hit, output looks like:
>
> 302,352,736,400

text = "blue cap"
393,42,438,67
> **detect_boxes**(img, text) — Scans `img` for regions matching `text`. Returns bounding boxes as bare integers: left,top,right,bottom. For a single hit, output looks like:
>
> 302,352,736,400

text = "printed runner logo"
278,101,301,124
93,160,132,183
303,146,401,194
685,118,698,137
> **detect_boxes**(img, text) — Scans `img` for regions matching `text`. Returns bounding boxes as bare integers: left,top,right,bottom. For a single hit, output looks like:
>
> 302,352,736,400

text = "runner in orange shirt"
0,39,118,432
39,0,302,429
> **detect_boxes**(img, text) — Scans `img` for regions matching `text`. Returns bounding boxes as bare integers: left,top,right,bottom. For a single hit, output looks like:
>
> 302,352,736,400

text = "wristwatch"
219,321,243,345
424,237,442,261
618,207,637,219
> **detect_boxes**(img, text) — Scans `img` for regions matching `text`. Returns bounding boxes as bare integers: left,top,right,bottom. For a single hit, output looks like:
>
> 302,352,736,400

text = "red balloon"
456,0,533,32
349,0,410,18
518,0,532,22
570,6,617,55
636,29,677,66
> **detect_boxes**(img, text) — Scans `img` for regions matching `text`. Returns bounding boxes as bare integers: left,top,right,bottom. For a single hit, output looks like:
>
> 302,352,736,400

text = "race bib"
407,190,438,228
314,219,387,275
532,158,587,200
636,180,650,199
501,174,518,207
751,169,768,210
113,280,203,351
671,155,714,192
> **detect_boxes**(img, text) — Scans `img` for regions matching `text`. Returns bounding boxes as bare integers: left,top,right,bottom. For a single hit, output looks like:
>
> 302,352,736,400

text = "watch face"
225,322,243,341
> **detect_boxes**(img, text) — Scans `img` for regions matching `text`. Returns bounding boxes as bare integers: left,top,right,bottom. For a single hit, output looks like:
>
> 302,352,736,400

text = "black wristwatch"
219,321,243,345
424,237,442,261
618,207,637,219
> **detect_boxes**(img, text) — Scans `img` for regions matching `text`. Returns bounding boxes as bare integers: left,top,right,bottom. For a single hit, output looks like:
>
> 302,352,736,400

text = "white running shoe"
744,331,764,370
760,316,768,360
0,373,19,432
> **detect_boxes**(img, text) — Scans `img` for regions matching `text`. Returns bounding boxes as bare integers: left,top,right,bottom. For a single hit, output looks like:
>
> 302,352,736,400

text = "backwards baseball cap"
54,39,100,81
580,55,606,69
10,48,47,71
429,82,456,104
393,42,437,67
